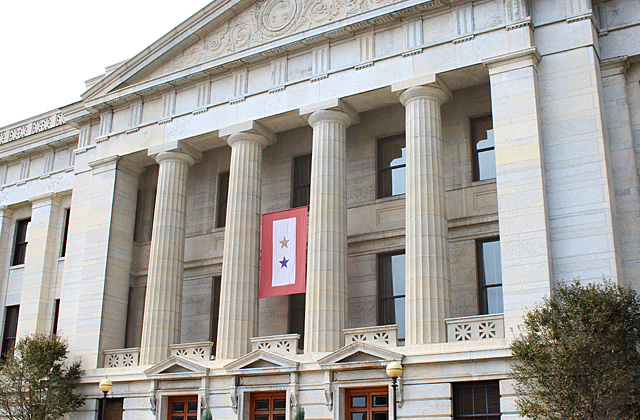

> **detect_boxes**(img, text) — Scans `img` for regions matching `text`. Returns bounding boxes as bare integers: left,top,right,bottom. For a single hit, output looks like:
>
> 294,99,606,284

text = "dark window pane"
2,305,19,359
373,413,388,420
187,417,197,420
289,293,305,350
210,277,221,352
352,396,367,408
255,400,269,411
255,416,269,420
172,403,184,413
52,299,60,335
482,241,502,286
60,208,70,257
453,381,501,420
273,415,286,420
352,414,366,420
273,399,286,410
187,402,198,412
293,154,312,208
378,135,406,198
216,172,230,228
172,417,183,420
378,253,406,340
12,218,30,266
373,395,388,407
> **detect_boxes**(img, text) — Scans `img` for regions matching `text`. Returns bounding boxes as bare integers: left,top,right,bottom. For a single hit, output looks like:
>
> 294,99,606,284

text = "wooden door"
168,396,198,420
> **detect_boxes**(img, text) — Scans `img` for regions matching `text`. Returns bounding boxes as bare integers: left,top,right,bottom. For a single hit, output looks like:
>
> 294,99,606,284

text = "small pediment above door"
144,355,209,380
225,349,298,376
318,342,403,371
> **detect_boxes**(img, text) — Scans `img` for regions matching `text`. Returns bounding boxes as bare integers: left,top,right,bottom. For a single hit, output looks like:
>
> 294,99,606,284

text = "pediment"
82,0,427,102
225,349,298,375
144,355,209,379
318,342,403,371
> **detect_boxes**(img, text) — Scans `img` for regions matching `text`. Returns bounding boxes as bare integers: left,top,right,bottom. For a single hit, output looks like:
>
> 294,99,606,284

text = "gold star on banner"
279,236,289,248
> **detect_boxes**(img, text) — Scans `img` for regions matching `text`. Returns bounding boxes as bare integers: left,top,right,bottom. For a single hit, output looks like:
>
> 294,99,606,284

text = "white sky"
0,0,210,128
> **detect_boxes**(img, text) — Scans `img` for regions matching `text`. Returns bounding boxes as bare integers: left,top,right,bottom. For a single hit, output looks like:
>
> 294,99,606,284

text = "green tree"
0,334,84,420
294,405,305,420
510,281,640,420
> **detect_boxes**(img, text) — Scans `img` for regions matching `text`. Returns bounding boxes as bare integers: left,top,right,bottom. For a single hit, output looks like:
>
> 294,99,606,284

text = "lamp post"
386,361,402,420
98,378,113,420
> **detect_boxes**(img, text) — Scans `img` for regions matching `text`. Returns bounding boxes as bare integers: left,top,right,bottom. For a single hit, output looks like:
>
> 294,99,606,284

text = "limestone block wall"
624,62,640,293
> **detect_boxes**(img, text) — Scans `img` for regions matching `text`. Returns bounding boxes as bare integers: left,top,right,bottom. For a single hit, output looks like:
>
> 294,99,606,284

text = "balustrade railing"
343,325,399,347
170,342,215,361
251,334,300,355
445,314,504,342
104,348,140,368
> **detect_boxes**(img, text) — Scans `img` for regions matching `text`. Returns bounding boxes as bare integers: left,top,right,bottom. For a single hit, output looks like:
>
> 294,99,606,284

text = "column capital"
88,156,145,176
0,205,14,218
29,193,62,208
600,56,629,78
300,98,359,127
148,140,203,166
392,74,452,106
482,47,541,75
220,120,276,149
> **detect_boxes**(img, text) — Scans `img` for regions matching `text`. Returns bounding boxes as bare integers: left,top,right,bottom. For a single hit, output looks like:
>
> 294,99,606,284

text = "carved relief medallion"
261,0,298,33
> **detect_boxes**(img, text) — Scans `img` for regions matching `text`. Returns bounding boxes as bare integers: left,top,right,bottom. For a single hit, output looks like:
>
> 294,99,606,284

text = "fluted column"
216,121,275,360
140,141,201,365
300,100,358,353
394,78,451,344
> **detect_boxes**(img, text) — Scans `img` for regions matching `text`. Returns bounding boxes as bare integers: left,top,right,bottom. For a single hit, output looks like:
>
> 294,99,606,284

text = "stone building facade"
1,0,639,419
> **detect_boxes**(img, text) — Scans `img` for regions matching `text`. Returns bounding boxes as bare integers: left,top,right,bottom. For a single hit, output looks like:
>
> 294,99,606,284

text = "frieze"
162,0,400,75
0,113,66,145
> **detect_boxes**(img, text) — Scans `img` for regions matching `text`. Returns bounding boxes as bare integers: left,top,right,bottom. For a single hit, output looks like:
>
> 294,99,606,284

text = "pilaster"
216,121,275,360
483,48,552,336
140,141,202,365
16,193,62,337
300,99,358,353
0,206,15,339
392,76,452,345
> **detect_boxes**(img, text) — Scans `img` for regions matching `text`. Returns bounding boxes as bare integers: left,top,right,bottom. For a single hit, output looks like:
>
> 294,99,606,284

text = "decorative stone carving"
452,6,474,41
127,102,143,133
104,348,141,367
343,325,399,347
19,158,30,181
270,57,288,90
0,165,7,185
78,126,91,149
445,314,505,342
98,111,113,140
160,91,176,123
42,151,54,175
232,69,248,101
311,45,330,81
1,113,65,144
162,0,400,75
195,82,210,113
505,0,529,23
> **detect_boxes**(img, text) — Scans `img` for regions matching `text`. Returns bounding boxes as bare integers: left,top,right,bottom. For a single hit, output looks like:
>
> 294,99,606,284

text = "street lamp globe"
386,361,403,379
99,378,113,395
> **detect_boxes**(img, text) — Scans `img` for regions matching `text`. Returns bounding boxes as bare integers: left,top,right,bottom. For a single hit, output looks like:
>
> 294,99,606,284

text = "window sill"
471,178,497,187
8,264,25,271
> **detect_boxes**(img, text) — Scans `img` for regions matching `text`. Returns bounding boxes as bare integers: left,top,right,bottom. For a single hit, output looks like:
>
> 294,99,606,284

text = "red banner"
259,206,308,298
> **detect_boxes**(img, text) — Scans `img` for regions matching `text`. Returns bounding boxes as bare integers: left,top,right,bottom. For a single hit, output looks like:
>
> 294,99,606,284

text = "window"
98,398,124,420
52,299,60,335
471,115,495,181
12,218,30,266
216,172,230,228
1,305,19,359
346,387,389,420
292,154,312,208
168,396,198,420
378,253,405,342
453,381,501,420
289,293,305,350
210,277,221,354
477,239,503,315
377,134,406,198
250,392,286,420
60,208,70,257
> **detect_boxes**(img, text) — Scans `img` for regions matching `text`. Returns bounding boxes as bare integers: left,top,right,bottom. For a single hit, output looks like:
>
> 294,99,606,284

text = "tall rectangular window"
12,218,30,266
292,154,312,208
289,293,305,350
453,381,501,420
472,115,495,181
378,252,406,341
60,208,70,257
52,299,60,335
377,134,406,198
477,239,503,314
250,392,286,420
210,277,221,354
216,172,230,228
1,305,19,359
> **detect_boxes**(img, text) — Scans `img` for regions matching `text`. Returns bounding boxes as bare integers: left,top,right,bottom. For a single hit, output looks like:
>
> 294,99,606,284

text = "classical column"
0,206,14,340
216,121,275,360
300,99,358,353
140,141,202,365
392,76,452,344
17,193,61,337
